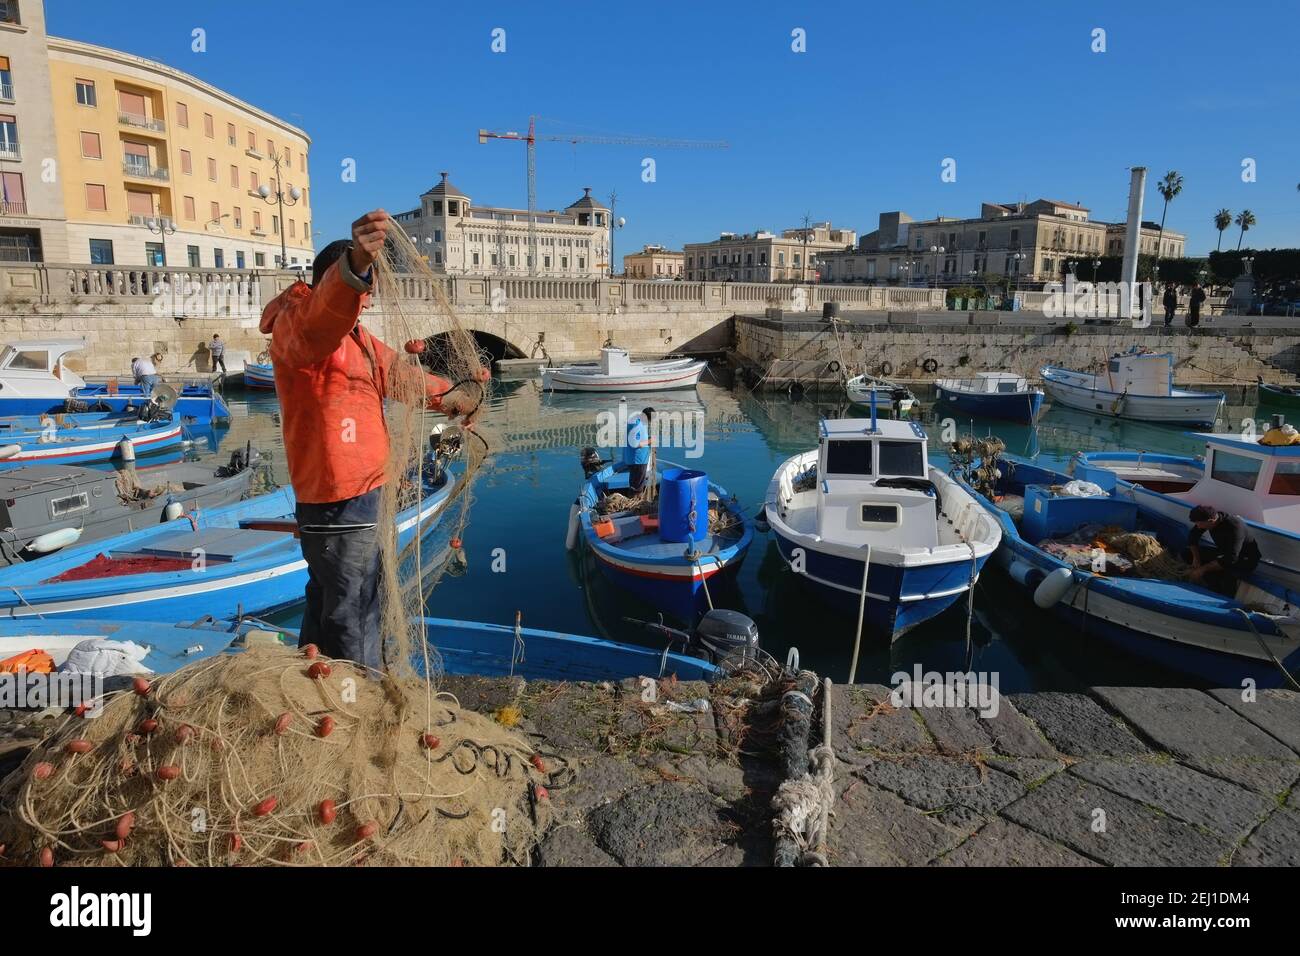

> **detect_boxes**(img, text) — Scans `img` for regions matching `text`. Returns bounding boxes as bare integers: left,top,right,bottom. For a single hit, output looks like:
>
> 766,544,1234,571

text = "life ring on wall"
879,360,894,377
827,360,841,374
921,358,939,374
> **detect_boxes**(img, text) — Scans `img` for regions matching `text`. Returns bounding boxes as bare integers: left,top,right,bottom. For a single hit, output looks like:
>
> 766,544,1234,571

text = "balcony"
118,112,166,134
250,227,266,237
0,82,12,103
0,138,19,160
122,160,169,182
245,147,263,160
0,199,26,215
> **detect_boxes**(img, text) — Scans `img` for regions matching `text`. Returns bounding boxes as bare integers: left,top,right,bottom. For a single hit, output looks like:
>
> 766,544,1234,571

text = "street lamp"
146,216,176,236
255,150,301,269
1068,259,1078,281
1242,255,1256,276
1091,258,1101,284
929,244,945,287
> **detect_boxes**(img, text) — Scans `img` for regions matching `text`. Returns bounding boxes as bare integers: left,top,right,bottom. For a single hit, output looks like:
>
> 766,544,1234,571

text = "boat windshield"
5,348,49,371
878,440,925,477
825,440,872,476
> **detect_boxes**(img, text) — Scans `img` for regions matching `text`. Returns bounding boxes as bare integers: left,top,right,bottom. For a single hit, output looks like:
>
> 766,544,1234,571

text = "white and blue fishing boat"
935,371,1044,424
1040,349,1224,425
958,456,1300,688
0,452,460,623
0,409,164,437
764,413,1001,640
845,374,917,417
0,339,231,424
0,417,184,469
1073,421,1300,592
0,617,291,676
242,362,276,390
568,454,752,621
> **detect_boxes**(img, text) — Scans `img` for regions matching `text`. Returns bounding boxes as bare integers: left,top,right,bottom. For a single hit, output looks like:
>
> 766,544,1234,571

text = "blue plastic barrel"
659,468,709,543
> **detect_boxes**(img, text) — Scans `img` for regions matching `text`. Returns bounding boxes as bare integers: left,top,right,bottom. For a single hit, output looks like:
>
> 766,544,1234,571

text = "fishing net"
0,646,557,866
1096,527,1190,580
948,435,1007,498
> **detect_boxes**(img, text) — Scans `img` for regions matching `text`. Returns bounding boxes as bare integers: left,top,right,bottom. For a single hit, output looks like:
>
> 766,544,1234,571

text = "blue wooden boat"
934,372,1044,424
0,417,185,469
0,460,460,623
0,617,290,675
568,458,752,621
242,362,276,390
72,382,231,426
957,456,1300,688
0,409,163,436
423,616,721,682
764,416,1001,640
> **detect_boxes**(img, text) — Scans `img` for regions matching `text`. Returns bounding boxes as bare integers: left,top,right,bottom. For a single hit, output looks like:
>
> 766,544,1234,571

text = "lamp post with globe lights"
256,151,301,269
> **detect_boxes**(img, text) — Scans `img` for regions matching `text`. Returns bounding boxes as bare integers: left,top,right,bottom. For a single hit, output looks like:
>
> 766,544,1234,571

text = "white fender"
0,444,22,460
28,526,82,554
163,501,185,522
1033,567,1075,608
564,503,580,551
1006,559,1044,590
116,437,136,461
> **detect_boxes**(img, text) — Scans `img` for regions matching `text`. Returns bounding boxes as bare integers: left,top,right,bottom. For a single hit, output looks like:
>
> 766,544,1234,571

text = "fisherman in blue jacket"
623,406,655,493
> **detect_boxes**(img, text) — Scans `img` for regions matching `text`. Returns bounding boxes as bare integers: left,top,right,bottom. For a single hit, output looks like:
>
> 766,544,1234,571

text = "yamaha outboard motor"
690,609,760,665
580,446,605,479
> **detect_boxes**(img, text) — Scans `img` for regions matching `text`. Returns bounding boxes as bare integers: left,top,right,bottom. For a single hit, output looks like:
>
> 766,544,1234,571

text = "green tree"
1154,170,1183,261
1235,209,1256,250
1214,208,1232,252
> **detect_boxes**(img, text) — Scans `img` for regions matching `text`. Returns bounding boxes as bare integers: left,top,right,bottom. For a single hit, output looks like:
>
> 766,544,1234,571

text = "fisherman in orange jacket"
259,209,481,669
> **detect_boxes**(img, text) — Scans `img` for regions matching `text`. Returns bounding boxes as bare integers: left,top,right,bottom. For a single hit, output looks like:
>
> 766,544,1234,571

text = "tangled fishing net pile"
0,646,560,866
948,435,1008,498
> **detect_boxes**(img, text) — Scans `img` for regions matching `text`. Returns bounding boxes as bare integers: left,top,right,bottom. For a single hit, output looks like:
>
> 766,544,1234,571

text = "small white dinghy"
541,347,706,392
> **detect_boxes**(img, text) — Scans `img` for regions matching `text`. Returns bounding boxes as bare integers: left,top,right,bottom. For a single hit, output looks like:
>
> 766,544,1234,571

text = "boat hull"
0,389,232,425
1041,372,1223,425
1258,383,1300,410
542,361,705,392
242,363,276,390
0,421,184,469
935,384,1044,424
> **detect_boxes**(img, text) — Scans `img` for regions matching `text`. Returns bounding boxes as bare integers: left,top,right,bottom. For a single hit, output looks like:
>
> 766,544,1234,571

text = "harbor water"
194,378,1267,692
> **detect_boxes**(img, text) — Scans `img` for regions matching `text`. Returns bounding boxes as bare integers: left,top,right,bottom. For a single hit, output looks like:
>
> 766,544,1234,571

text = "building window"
229,165,238,188
179,149,191,175
210,201,220,222
207,157,216,181
123,141,149,176
236,251,245,269
578,257,585,270
544,255,550,268
432,201,442,215
266,138,274,157
0,113,16,157
253,210,262,230
187,245,200,267
448,201,459,216
233,206,242,229
433,229,442,242
183,196,196,220
434,251,442,265
226,122,236,146
214,249,224,268
0,56,10,101
561,256,568,268
289,219,296,238
88,239,113,264
299,152,305,173
203,113,214,138
254,252,265,267
84,183,107,211
250,170,259,191
0,170,25,215
79,131,101,159
472,252,479,266
75,79,96,107
145,241,165,267
272,215,279,235
509,254,516,267
176,102,188,127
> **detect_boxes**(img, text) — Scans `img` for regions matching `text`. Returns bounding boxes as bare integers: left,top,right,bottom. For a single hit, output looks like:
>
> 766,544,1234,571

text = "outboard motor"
580,446,605,478
690,609,760,665
215,447,248,478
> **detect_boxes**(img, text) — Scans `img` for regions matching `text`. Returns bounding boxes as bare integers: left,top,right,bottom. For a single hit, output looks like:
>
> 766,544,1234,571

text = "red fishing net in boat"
42,553,195,583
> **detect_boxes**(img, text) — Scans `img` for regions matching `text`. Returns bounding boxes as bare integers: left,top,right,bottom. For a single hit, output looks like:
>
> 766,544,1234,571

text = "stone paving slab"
934,817,1098,867
1068,758,1276,840
911,705,997,756
826,776,966,866
1008,691,1148,756
1207,688,1300,753
1001,772,1232,867
585,781,732,867
978,697,1060,759
1091,687,1300,793
830,684,932,761
1234,808,1300,866
853,756,1025,833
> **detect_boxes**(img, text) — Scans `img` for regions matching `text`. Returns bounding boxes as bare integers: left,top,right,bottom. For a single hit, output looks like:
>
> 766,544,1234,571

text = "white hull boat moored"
1041,350,1224,425
542,347,706,392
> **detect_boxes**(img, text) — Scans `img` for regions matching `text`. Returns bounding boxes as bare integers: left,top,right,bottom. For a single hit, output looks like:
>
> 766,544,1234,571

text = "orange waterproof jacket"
259,253,453,504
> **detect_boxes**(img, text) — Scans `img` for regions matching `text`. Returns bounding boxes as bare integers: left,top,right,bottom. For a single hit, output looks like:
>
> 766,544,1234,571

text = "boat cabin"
1101,350,1174,397
0,338,87,397
0,464,120,532
815,418,937,549
1174,432,1300,528
945,371,1031,393
599,347,634,376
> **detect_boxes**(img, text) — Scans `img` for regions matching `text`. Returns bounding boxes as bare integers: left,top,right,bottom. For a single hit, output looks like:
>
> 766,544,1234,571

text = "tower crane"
477,115,728,276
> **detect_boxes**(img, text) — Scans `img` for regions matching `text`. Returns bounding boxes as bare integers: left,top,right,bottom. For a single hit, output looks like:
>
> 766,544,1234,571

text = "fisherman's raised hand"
350,210,390,275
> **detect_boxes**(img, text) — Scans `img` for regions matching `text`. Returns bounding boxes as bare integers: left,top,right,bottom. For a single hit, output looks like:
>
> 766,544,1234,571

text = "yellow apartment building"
0,0,313,268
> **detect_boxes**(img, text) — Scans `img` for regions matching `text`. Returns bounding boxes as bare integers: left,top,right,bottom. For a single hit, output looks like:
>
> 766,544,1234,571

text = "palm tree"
1154,170,1183,263
1214,208,1232,252
1235,209,1256,250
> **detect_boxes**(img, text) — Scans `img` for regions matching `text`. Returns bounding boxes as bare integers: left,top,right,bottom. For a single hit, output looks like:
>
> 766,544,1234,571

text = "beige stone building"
622,243,683,279
392,173,610,278
818,200,1185,286
684,222,855,283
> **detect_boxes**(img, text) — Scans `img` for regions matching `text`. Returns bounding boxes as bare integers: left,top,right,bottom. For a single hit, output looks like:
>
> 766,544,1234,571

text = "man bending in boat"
1187,505,1261,597
624,406,654,493
259,210,481,670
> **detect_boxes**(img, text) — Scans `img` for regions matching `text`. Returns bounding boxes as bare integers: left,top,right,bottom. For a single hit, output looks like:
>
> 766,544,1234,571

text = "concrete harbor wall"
735,311,1300,391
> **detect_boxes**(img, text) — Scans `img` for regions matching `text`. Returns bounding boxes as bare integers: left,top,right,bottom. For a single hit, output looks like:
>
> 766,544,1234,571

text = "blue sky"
48,0,1300,257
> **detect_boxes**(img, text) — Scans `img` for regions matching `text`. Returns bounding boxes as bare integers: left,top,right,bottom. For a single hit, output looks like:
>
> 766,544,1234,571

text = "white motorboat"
1040,349,1224,425
844,374,917,416
541,347,706,392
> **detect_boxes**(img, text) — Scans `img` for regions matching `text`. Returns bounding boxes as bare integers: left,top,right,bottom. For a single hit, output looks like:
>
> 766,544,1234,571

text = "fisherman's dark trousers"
295,486,383,672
